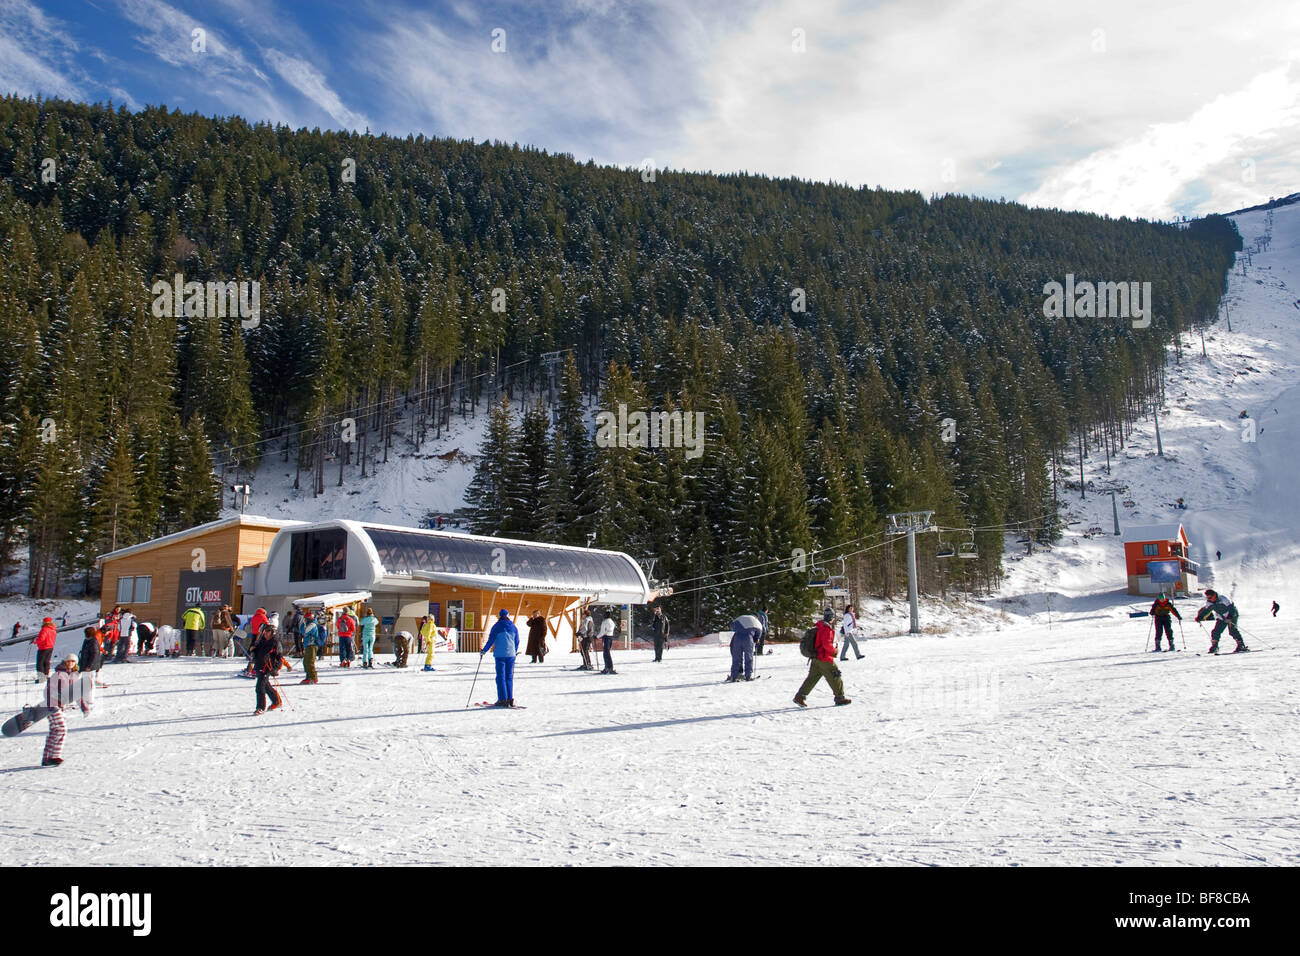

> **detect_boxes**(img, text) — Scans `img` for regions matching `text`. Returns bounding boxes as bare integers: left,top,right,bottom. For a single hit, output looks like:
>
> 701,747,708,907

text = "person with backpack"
1149,594,1182,651
839,605,865,661
34,617,58,682
1194,589,1249,654
794,608,851,707
181,604,205,656
651,606,670,662
251,625,291,714
756,606,770,657
337,607,357,668
480,609,521,707
577,608,596,670
299,611,322,683
726,614,762,682
358,606,379,668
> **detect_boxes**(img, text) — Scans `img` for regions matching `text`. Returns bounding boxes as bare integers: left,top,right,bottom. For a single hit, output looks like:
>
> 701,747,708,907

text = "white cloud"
1019,62,1300,219
0,0,85,99
264,49,370,130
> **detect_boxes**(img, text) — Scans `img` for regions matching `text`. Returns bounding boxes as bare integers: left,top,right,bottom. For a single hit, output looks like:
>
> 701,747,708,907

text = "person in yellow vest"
181,605,206,656
421,616,439,672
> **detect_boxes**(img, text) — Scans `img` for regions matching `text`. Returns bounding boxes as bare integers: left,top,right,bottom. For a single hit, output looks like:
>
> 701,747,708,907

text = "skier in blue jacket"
480,609,521,707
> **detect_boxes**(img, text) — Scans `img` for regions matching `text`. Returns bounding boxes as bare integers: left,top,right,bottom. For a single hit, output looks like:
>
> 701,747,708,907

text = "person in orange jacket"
794,608,851,707
34,617,58,682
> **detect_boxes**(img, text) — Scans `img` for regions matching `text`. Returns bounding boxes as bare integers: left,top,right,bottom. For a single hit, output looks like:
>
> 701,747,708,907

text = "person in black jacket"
251,626,291,715
1149,594,1181,651
651,606,670,662
77,626,102,674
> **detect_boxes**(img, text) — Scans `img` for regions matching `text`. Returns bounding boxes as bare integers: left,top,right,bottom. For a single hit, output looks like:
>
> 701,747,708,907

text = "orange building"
1122,523,1198,596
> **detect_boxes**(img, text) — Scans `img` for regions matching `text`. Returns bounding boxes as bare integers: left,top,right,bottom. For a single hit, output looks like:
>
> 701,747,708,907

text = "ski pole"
1144,616,1153,652
465,652,485,709
1177,618,1186,652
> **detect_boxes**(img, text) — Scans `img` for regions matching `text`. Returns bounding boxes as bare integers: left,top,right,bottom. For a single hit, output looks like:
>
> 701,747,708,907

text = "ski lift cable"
666,536,898,600
663,528,890,589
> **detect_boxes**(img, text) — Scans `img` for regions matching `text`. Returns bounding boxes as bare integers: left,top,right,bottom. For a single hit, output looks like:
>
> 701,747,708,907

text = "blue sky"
3,0,1299,219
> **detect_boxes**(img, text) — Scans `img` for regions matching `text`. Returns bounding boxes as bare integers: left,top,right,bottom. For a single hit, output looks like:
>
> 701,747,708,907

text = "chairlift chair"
958,529,979,559
936,538,955,558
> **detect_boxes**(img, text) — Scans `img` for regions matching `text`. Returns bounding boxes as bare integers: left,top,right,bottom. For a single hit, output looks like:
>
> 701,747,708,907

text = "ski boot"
41,756,62,766
422,665,435,672
1233,643,1250,653
1207,642,1219,655
834,698,853,706
268,701,282,711
254,708,265,716
793,695,807,708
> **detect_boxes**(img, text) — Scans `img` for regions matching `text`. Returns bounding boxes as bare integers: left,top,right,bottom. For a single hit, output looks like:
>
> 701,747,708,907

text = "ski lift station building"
1122,522,1199,596
100,517,652,652
241,520,652,651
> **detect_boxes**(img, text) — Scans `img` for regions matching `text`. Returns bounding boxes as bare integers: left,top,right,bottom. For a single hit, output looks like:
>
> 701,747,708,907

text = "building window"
289,529,348,582
1142,544,1158,556
115,575,152,604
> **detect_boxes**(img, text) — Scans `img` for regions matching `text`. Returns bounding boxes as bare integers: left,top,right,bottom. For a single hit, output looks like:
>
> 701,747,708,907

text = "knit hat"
823,608,834,622
499,608,510,618
43,616,53,624
60,654,78,668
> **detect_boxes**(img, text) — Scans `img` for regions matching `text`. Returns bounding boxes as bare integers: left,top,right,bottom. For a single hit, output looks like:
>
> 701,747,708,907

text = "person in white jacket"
598,611,618,674
839,606,865,661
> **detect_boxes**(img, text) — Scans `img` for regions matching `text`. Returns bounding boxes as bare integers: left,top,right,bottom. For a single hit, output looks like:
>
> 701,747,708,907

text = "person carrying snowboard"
1150,594,1182,651
481,609,521,707
34,617,57,682
839,605,865,661
794,608,851,707
358,606,379,668
1195,589,1249,654
42,654,92,766
651,606,670,662
251,625,291,714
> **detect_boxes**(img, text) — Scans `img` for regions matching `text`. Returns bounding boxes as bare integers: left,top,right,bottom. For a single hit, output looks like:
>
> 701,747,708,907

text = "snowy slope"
2,206,1298,867
989,202,1300,630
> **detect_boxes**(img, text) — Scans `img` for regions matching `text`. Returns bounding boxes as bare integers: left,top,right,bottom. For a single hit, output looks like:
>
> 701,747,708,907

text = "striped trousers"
43,708,66,762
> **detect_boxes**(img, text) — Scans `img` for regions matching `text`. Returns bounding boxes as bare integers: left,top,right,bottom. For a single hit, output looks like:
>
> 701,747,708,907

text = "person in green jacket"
181,605,206,656
299,611,322,683
358,607,379,669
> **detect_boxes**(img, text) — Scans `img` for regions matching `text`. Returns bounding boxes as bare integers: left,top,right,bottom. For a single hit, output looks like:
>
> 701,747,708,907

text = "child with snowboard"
42,655,93,766
1150,594,1182,651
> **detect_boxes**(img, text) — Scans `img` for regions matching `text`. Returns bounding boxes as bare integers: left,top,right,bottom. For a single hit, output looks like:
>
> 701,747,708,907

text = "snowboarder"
1149,594,1182,650
251,625,291,714
577,608,596,670
34,617,57,682
599,610,617,674
756,606,769,656
300,611,322,683
651,606,670,662
420,614,439,671
1271,601,1280,617
42,654,93,766
525,610,548,663
839,605,865,661
794,609,851,707
337,607,356,668
480,609,520,706
358,607,379,668
181,604,205,656
1195,589,1249,654
727,614,762,681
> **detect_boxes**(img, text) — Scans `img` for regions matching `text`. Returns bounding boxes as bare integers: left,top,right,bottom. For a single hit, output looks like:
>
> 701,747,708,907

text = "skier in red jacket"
34,617,58,682
794,608,851,707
